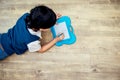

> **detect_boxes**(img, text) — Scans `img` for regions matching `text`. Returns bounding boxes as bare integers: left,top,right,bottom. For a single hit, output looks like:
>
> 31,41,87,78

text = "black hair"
25,5,56,31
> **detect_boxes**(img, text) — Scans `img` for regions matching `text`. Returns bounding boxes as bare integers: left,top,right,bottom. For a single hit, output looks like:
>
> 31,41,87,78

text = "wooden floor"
0,0,120,80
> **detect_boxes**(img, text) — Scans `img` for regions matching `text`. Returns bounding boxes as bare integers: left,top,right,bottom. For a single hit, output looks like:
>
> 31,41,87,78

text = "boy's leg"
0,33,9,60
0,49,8,60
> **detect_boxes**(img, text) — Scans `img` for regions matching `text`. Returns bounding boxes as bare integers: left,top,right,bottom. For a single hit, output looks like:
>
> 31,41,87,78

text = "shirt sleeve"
27,40,41,52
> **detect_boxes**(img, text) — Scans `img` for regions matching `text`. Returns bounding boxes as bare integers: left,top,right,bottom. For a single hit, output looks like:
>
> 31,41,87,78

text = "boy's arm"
38,13,62,53
37,34,64,53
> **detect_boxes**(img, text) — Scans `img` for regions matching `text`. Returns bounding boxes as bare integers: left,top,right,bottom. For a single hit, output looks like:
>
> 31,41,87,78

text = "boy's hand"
56,13,62,19
55,33,64,41
56,13,62,25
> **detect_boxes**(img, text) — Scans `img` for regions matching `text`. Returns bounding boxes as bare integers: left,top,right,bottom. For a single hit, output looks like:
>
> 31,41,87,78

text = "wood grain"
0,0,120,80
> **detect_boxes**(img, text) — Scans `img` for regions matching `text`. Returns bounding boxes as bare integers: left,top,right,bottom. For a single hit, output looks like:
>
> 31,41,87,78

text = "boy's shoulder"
16,13,29,24
19,13,29,19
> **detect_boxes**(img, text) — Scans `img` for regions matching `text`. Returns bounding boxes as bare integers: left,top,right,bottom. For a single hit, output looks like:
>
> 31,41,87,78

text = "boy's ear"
32,28,38,32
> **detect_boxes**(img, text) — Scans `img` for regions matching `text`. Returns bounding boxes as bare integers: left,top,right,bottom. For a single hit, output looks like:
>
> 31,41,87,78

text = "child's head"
25,5,56,31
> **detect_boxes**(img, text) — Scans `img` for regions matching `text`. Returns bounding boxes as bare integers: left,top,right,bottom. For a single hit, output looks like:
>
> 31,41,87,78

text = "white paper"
54,22,70,40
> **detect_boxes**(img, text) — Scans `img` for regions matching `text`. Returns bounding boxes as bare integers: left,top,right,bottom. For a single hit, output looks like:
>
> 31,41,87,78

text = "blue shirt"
1,13,40,55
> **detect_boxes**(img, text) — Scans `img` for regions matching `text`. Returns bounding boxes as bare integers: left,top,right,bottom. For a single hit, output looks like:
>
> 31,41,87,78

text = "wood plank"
0,0,120,80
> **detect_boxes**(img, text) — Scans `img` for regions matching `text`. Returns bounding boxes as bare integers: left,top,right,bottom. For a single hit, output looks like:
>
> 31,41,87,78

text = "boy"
0,5,64,60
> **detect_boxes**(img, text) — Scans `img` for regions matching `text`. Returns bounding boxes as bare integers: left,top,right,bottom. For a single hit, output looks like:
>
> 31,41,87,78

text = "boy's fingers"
59,34,64,40
56,13,62,19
